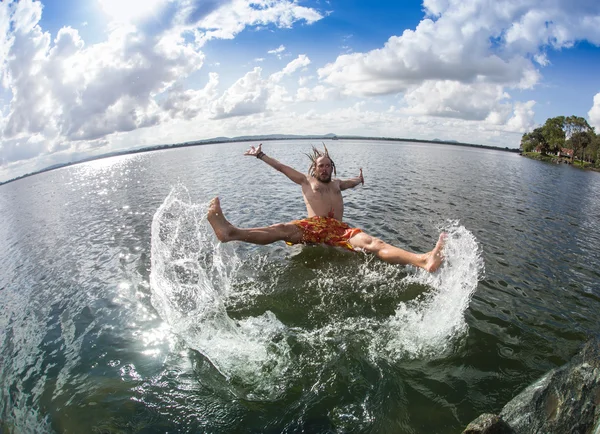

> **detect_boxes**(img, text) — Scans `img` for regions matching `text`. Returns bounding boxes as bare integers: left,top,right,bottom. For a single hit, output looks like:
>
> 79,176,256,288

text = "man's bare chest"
308,181,340,197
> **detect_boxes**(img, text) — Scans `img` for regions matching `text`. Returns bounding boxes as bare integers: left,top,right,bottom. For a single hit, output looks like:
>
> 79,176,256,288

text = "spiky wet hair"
306,143,336,177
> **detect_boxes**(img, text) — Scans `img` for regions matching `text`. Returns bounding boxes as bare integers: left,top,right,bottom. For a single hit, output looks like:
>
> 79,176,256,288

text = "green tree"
530,127,550,154
564,116,593,162
520,131,536,152
520,127,549,155
542,116,566,154
583,130,599,164
570,131,593,164
595,134,600,168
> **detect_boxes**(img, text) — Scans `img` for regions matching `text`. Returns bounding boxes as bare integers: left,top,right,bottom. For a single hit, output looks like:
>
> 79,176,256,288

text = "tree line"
520,116,599,167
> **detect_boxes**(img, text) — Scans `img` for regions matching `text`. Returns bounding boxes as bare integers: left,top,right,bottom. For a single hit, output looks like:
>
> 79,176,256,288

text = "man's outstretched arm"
339,168,364,190
244,144,307,185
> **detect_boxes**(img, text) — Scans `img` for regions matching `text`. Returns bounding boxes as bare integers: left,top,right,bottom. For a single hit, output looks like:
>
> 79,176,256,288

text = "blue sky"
1,0,600,182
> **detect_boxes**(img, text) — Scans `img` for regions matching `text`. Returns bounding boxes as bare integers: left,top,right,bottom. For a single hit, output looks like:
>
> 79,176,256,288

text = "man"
208,144,445,272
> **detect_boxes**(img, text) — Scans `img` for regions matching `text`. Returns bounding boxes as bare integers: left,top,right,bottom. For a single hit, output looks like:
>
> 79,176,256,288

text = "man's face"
315,156,333,183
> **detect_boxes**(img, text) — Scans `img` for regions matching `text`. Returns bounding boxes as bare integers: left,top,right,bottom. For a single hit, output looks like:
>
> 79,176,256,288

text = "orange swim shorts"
287,216,362,251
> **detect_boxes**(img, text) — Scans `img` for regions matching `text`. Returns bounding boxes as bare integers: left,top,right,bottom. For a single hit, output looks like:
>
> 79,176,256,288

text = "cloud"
317,0,600,121
296,85,340,102
211,67,269,119
270,54,310,82
400,81,511,120
161,72,220,120
0,0,324,170
268,44,286,55
1,2,205,150
211,55,312,118
533,52,549,66
318,18,538,95
505,100,536,132
397,80,536,131
502,3,600,52
268,44,287,59
99,0,171,24
298,75,312,86
189,0,323,46
0,135,47,165
589,92,600,131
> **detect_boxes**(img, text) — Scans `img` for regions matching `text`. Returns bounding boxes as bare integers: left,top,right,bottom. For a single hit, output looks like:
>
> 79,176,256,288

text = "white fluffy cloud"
401,81,510,120
505,101,536,132
212,67,269,119
296,85,341,102
1,1,204,149
161,73,220,120
212,55,312,117
268,45,286,55
190,0,322,46
588,93,600,131
318,0,600,121
399,80,534,131
270,54,310,82
0,0,323,171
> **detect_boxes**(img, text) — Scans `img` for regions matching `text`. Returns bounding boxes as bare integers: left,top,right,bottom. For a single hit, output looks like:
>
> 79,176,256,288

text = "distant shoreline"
520,151,600,173
0,135,519,186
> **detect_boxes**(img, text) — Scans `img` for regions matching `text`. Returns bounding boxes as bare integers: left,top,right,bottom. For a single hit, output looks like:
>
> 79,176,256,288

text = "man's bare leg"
207,197,303,245
349,232,446,272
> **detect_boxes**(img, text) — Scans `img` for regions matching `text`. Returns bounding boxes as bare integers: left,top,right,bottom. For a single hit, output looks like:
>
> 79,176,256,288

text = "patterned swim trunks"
287,216,362,251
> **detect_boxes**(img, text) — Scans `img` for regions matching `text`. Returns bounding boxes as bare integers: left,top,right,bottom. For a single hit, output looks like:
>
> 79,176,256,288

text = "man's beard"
317,173,331,183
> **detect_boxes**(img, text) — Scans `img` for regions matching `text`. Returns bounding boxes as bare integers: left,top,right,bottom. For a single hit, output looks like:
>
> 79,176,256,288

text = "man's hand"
244,143,262,157
339,168,364,191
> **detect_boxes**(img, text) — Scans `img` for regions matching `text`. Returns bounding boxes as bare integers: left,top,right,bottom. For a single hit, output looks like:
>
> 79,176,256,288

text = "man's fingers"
243,144,262,156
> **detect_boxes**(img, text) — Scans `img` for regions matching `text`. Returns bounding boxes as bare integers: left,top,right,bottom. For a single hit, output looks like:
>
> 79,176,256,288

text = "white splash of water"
371,222,484,361
150,186,292,400
151,188,483,397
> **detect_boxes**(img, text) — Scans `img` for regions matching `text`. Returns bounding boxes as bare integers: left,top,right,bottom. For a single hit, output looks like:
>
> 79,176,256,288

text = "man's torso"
301,177,344,220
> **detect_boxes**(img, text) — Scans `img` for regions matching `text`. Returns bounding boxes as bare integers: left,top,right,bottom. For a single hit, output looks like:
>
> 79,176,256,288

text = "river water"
1,140,599,433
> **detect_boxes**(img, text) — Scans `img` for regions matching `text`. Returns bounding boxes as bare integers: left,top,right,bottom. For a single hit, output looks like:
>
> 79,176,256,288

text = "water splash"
150,186,292,400
371,222,484,361
150,188,483,399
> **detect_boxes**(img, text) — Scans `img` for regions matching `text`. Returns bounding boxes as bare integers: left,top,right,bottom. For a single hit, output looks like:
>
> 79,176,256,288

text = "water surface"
1,140,599,433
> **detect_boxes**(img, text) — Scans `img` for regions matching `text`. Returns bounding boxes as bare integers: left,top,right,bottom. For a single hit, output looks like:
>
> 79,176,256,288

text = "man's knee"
351,233,386,252
367,237,387,252
271,222,302,241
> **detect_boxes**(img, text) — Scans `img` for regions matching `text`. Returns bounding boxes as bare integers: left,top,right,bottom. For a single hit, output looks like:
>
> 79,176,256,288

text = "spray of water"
150,188,483,400
150,186,292,400
371,222,484,361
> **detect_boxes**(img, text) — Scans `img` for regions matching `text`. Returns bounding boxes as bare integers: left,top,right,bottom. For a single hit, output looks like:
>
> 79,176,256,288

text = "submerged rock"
463,338,600,434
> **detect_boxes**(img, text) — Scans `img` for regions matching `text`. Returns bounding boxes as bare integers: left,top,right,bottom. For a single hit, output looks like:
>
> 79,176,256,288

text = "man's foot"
423,233,447,272
207,197,235,242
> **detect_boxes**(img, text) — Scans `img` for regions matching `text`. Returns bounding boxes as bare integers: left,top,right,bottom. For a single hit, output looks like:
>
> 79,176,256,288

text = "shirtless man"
208,144,445,272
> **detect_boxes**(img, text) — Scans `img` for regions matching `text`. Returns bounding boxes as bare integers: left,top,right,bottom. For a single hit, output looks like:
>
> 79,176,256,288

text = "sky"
1,0,600,183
